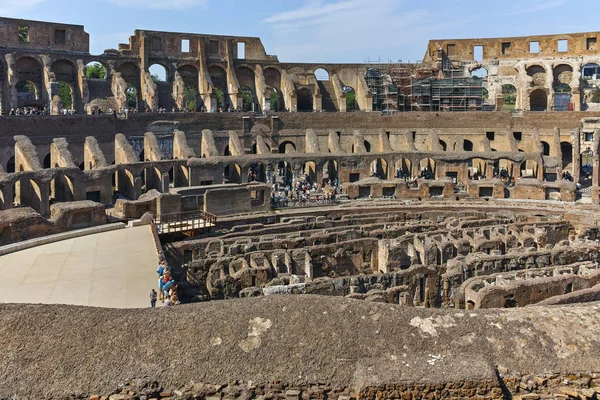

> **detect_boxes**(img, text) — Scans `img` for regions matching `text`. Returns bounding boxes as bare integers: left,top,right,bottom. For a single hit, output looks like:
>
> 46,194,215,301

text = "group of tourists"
150,257,180,307
270,175,340,207
8,106,48,115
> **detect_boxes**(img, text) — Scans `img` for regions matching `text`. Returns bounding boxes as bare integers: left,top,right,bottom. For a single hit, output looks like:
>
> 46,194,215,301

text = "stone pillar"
573,128,581,183
592,129,600,203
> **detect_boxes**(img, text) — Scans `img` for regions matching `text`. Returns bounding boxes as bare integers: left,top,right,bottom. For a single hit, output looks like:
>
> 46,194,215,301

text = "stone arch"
6,156,15,173
527,65,546,87
314,68,330,81
553,64,573,87
370,158,388,179
209,65,228,109
583,63,600,79
51,60,78,111
322,160,338,184
176,65,200,111
117,63,141,109
501,84,517,111
470,66,488,79
560,141,573,169
16,56,44,96
278,141,296,154
554,83,572,111
343,86,356,111
395,158,411,178
520,159,539,178
439,140,447,151
43,153,51,169
304,161,317,183
84,61,108,80
264,86,280,112
224,163,242,184
16,80,41,107
419,158,436,179
116,62,141,85
297,88,313,112
264,67,283,111
149,63,169,82
529,89,548,111
51,59,77,86
541,141,551,156
177,65,198,87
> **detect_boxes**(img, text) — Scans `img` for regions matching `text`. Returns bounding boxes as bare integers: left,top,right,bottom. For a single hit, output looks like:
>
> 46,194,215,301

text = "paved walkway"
0,226,159,308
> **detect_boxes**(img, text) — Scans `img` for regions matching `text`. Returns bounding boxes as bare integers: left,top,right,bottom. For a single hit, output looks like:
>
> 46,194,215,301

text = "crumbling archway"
529,89,547,111
297,88,313,112
343,86,356,111
370,158,388,179
560,141,573,169
501,84,517,111
419,158,436,179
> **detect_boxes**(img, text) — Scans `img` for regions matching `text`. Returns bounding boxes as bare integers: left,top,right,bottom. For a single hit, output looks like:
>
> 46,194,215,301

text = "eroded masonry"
2,16,600,400
1,17,600,114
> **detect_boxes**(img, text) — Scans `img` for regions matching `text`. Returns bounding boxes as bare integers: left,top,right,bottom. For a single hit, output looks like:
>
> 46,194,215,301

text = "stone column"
573,128,581,183
592,129,600,203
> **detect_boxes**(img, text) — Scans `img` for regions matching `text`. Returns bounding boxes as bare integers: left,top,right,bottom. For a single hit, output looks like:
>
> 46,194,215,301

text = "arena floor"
0,226,159,308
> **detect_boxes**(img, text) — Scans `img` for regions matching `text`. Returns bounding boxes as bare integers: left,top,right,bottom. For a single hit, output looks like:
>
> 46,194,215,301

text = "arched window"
314,68,329,81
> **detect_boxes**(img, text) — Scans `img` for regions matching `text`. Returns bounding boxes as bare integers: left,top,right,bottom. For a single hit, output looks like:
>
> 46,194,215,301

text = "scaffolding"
363,53,483,112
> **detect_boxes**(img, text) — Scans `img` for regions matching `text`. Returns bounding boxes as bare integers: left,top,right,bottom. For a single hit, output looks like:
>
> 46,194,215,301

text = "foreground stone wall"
0,297,598,398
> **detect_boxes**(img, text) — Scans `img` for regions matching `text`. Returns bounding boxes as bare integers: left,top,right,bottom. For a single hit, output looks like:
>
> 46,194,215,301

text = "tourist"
164,297,173,306
150,289,157,308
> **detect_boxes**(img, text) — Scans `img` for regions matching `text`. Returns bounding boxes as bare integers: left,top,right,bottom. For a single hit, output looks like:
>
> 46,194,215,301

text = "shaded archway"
297,88,313,112
370,158,388,179
51,59,78,111
208,65,228,110
529,89,547,111
16,56,44,104
126,83,138,110
419,158,436,179
463,140,473,151
541,141,550,156
264,67,284,110
526,65,546,87
322,160,338,185
6,156,15,173
16,81,40,107
224,163,242,184
264,86,280,112
560,141,573,169
240,86,256,112
343,86,356,111
520,160,539,178
439,140,447,151
56,81,73,110
278,141,296,154
177,65,200,111
501,84,517,111
554,84,571,111
395,158,411,178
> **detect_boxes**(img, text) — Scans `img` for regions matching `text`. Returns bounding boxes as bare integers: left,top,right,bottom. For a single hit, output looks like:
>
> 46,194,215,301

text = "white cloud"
0,0,47,17
106,0,207,10
502,0,566,16
262,0,476,63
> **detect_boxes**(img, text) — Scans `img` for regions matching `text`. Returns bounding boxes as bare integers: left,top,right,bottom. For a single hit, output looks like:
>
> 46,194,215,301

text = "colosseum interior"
1,16,600,400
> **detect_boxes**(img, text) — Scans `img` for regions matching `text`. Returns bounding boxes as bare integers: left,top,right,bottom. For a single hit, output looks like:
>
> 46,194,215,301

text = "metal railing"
153,210,217,234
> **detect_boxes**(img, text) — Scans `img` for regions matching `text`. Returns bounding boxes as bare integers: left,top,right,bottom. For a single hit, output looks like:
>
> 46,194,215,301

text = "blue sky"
2,0,598,63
